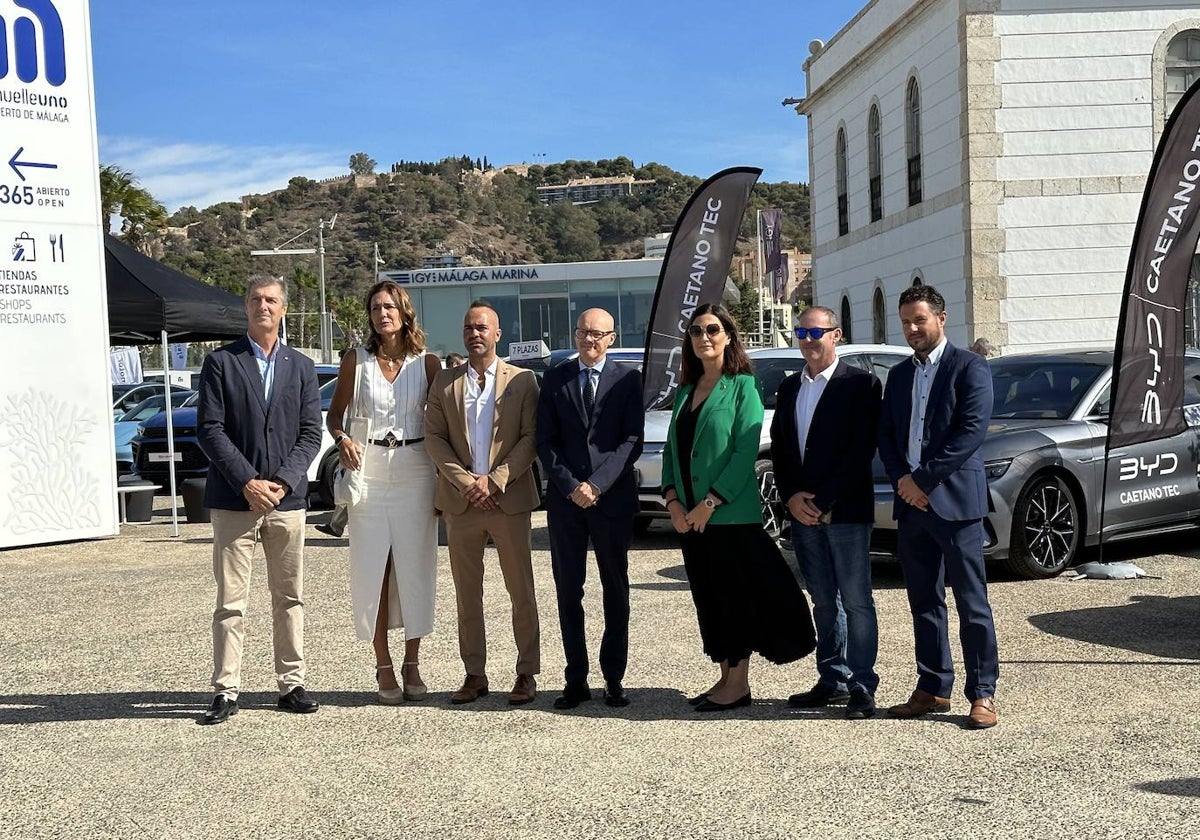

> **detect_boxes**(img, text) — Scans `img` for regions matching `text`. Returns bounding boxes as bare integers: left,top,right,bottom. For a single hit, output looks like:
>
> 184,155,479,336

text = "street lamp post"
250,214,337,363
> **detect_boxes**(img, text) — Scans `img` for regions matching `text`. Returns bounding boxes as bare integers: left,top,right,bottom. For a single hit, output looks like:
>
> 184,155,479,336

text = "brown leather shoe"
967,696,998,729
508,674,537,705
887,689,951,718
450,674,489,705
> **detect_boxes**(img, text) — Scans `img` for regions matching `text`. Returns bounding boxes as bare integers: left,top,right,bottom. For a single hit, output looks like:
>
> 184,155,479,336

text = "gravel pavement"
1,505,1198,839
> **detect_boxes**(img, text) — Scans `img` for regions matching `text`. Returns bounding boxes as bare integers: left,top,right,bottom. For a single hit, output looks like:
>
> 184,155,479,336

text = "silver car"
635,344,912,535
872,347,1200,579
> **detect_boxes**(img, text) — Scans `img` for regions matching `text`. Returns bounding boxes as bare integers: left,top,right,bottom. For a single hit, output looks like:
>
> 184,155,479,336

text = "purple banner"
775,252,789,304
761,208,782,274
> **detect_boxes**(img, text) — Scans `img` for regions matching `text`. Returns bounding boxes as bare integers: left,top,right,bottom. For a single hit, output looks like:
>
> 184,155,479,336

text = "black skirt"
681,523,815,666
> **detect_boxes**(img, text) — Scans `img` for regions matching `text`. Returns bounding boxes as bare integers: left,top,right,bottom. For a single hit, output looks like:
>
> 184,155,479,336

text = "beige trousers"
444,506,540,677
210,507,307,698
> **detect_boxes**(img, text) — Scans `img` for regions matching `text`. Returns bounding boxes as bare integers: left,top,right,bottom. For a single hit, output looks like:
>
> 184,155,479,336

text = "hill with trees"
126,155,809,336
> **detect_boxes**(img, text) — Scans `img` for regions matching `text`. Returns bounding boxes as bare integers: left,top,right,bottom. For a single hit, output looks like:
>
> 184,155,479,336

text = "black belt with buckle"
370,434,424,448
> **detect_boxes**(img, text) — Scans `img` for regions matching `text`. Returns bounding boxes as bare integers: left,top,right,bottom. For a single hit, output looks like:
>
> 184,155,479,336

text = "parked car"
869,347,1200,580
112,382,192,418
114,391,196,474
634,344,912,535
133,378,338,497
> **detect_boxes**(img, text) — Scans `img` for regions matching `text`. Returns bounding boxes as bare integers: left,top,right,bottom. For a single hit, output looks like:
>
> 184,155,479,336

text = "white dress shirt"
907,336,947,472
464,358,498,476
794,357,839,461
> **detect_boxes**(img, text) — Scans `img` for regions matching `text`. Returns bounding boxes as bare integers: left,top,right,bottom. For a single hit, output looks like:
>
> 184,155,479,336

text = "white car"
634,344,912,536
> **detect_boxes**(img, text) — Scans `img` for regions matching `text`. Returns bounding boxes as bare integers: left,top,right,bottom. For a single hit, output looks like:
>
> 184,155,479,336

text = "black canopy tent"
104,234,245,535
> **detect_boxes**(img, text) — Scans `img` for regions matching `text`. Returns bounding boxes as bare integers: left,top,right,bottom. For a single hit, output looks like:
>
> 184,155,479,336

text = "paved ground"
1,504,1198,839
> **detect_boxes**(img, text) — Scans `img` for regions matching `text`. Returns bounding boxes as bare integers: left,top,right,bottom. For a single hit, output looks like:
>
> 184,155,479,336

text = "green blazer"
661,372,764,525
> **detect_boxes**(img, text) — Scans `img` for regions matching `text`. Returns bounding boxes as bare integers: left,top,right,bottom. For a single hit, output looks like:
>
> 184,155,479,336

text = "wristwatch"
703,496,717,510
334,433,349,447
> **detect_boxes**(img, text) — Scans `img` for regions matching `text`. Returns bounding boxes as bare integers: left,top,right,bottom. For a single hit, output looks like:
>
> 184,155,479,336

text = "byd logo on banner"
0,1,66,86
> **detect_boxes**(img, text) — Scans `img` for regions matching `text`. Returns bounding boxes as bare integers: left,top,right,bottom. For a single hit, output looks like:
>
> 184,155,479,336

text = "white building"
799,0,1200,352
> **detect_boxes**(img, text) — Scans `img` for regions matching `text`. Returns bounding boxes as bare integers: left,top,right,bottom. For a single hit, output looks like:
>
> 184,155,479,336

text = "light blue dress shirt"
248,334,279,406
907,337,947,472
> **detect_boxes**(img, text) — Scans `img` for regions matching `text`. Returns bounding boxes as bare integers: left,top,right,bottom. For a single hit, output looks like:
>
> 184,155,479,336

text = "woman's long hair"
680,303,753,385
363,281,426,357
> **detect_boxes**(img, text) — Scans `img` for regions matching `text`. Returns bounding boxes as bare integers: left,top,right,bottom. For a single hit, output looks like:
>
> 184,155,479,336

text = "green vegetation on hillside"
131,157,809,338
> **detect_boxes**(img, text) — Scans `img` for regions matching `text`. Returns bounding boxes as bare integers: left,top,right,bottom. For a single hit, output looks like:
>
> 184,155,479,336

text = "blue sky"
91,1,866,211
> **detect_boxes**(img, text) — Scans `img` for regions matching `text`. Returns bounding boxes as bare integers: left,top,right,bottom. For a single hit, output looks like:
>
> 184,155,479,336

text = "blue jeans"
791,521,879,694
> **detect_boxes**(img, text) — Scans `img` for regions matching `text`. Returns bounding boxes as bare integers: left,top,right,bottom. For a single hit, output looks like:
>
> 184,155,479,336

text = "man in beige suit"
425,301,542,705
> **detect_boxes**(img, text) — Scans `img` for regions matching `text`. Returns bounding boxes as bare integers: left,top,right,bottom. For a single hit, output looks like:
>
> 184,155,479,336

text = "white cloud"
98,137,347,212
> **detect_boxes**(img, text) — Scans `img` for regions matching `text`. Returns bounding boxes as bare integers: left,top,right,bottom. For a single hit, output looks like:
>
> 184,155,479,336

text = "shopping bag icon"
12,232,35,262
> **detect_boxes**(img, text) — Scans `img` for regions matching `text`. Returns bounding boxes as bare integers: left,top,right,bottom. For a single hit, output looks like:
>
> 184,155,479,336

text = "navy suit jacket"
197,336,323,511
878,341,992,521
535,356,644,518
770,362,881,524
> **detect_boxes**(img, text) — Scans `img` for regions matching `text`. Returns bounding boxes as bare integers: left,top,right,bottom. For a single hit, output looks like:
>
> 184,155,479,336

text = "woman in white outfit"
327,281,440,704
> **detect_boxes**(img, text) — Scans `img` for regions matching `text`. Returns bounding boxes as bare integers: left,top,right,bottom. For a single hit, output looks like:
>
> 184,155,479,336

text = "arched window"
1166,31,1200,119
836,127,849,236
905,77,923,206
840,295,853,343
868,104,882,222
872,287,886,343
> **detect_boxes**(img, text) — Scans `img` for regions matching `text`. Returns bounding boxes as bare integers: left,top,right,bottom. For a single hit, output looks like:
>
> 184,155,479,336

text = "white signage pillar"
0,0,117,547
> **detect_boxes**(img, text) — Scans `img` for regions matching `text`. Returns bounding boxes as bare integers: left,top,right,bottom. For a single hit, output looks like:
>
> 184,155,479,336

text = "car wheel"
755,459,785,539
1004,474,1080,579
316,448,340,509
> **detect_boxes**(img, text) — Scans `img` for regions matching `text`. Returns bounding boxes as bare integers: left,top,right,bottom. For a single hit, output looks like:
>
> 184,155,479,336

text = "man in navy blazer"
196,275,323,725
536,308,644,709
770,306,882,719
878,284,999,729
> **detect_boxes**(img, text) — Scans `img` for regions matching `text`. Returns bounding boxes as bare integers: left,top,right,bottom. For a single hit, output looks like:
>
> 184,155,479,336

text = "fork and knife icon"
49,233,65,262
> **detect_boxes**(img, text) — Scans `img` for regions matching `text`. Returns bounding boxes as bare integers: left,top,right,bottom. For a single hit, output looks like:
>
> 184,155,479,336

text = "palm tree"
99,164,168,254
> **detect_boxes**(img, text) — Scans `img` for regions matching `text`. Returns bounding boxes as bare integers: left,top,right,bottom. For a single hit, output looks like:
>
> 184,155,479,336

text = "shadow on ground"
1027,595,1200,660
1135,778,1200,798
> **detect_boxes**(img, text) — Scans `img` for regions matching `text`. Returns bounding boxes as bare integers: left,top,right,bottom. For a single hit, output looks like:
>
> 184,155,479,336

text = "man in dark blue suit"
878,284,999,729
536,308,644,709
196,275,323,725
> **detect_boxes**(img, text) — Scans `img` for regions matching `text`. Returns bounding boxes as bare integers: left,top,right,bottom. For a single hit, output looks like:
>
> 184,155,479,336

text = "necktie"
582,368,597,419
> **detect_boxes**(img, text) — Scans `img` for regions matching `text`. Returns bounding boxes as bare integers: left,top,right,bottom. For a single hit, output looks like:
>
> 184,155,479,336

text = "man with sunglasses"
769,306,882,719
537,309,644,709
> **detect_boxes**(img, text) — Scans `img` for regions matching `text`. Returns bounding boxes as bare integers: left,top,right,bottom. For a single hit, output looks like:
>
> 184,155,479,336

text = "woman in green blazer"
661,303,765,712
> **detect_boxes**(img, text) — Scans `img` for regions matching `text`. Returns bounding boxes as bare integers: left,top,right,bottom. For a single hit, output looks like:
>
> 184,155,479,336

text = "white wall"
994,3,1200,351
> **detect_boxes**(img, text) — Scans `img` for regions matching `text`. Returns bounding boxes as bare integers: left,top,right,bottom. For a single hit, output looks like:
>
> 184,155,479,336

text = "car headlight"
984,458,1012,480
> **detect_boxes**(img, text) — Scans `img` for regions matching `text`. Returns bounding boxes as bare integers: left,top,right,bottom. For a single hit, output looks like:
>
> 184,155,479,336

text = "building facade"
377,259,662,356
800,0,1200,352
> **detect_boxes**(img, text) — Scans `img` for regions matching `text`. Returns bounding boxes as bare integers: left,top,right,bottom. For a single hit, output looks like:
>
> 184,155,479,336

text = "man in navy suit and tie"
536,308,644,709
878,284,999,729
196,274,323,725
770,306,882,719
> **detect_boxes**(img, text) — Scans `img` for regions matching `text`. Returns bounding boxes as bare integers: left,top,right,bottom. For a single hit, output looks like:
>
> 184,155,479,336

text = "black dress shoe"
553,683,592,710
845,688,876,719
787,682,850,709
277,686,319,714
695,693,752,713
200,695,238,725
604,682,630,708
686,692,710,707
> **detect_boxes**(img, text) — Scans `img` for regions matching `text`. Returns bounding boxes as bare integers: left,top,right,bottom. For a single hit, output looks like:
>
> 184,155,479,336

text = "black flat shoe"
695,693,752,713
200,695,237,725
687,692,710,706
277,686,319,714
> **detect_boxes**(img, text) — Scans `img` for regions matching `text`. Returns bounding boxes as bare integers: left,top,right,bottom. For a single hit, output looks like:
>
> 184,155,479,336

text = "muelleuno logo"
0,1,66,87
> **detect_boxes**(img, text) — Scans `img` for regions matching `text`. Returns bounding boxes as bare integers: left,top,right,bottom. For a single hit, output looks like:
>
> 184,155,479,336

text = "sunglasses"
795,326,838,341
687,323,725,338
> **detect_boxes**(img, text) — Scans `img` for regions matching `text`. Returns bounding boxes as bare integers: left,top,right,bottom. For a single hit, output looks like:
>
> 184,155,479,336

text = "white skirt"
346,441,437,641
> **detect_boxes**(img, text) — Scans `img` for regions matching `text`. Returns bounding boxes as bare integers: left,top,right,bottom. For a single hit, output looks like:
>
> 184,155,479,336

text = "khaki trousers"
445,506,540,677
210,507,307,698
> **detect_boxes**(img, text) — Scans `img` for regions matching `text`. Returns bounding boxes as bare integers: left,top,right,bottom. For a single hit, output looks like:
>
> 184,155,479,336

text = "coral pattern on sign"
2,388,101,533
